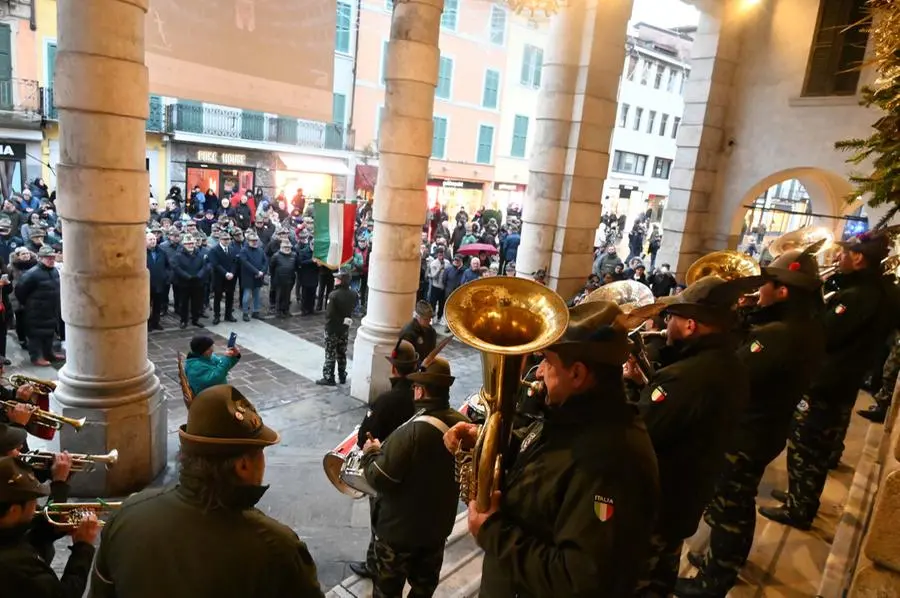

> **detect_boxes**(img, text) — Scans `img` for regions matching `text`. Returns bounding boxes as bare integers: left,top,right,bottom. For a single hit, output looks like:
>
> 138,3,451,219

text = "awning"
277,153,349,176
355,164,378,191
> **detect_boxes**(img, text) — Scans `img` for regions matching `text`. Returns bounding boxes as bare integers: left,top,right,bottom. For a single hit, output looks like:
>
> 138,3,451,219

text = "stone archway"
726,167,855,249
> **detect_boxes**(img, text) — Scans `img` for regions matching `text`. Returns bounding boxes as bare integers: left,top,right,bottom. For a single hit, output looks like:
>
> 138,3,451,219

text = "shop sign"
195,150,247,166
493,182,526,192
428,178,483,190
0,143,25,161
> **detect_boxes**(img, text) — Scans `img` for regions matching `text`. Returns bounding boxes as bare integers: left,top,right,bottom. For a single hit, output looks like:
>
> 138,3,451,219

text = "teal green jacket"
184,352,241,396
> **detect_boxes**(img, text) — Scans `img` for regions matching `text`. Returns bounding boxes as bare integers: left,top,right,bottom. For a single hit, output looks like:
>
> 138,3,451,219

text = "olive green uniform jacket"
478,389,660,598
89,482,324,598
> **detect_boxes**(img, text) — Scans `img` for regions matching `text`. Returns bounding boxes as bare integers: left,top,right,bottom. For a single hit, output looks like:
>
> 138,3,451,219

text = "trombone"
43,500,123,530
0,399,85,431
20,449,118,472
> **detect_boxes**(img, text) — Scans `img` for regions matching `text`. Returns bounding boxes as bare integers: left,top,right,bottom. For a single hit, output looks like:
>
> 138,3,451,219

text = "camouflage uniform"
322,330,349,382
634,534,684,597
372,537,444,598
866,331,900,414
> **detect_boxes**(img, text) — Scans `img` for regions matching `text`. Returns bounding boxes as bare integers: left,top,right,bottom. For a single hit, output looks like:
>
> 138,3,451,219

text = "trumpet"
3,374,57,395
20,449,118,472
0,400,85,431
639,330,668,340
43,500,123,530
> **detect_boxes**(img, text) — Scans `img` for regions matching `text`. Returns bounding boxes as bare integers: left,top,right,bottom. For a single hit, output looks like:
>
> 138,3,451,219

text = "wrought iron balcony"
166,102,348,151
44,88,166,133
0,78,43,123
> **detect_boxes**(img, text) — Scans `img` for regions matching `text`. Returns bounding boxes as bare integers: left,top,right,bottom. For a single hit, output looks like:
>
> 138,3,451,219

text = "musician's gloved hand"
52,451,73,482
70,511,101,545
443,422,478,454
6,401,35,426
15,384,34,402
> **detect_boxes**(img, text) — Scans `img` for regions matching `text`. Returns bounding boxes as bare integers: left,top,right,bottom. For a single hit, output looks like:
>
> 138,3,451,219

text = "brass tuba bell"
445,277,569,513
685,250,761,286
767,225,835,259
583,280,655,313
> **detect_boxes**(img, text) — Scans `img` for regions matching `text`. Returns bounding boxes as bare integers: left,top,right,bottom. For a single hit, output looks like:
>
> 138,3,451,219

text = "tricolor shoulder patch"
650,386,667,403
750,340,764,353
594,495,614,522
835,304,847,315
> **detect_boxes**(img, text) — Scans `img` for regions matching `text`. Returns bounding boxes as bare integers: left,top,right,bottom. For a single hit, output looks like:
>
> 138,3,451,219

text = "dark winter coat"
269,252,298,286
296,244,318,287
356,377,415,448
15,264,60,337
146,247,170,292
207,244,239,287
325,286,357,334
399,319,437,364
234,203,253,230
0,233,23,263
238,245,268,288
171,249,208,285
500,232,520,262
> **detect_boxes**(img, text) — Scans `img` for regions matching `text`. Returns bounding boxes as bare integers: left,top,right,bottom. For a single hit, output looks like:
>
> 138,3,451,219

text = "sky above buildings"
630,0,700,28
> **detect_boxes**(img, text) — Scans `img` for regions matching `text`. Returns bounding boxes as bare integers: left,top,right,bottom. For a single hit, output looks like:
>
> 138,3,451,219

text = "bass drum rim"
323,452,366,499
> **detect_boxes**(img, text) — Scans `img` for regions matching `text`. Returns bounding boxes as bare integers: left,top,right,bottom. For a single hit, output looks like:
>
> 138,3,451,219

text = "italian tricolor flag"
313,201,357,269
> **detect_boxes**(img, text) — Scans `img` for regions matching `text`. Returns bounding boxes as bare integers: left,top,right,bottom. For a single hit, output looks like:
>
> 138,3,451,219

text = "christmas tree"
835,0,900,228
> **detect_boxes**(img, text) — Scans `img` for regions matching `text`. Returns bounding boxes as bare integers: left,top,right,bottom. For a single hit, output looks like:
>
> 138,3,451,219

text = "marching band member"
445,301,660,597
90,385,325,597
0,455,98,598
360,357,469,598
761,231,898,529
623,277,752,597
349,339,418,580
399,301,437,365
676,249,826,597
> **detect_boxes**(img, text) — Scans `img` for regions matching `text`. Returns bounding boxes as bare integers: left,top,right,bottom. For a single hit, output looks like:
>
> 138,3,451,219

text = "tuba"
685,250,761,285
444,277,569,513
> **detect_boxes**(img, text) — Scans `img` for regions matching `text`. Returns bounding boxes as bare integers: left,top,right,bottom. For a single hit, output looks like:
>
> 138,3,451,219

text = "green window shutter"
381,41,389,85
333,93,347,124
490,6,506,45
146,95,163,132
482,70,499,109
436,57,453,99
177,100,203,134
335,2,352,54
432,116,447,159
511,115,528,158
46,43,57,118
476,125,494,164
0,25,11,111
275,117,298,144
533,48,544,88
520,46,532,85
441,0,458,30
241,110,265,141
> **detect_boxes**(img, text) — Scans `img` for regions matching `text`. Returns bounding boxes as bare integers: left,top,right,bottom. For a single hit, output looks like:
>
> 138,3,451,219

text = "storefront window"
427,179,486,221
276,171,334,202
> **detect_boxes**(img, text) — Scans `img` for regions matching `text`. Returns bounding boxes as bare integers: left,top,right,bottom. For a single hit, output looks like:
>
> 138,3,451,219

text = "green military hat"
148,221,162,232
0,456,48,503
408,357,455,388
0,217,11,232
0,422,26,454
414,300,434,319
837,229,893,264
659,276,762,325
37,245,55,258
762,248,821,291
29,227,46,239
386,339,419,368
179,385,280,456
547,300,633,366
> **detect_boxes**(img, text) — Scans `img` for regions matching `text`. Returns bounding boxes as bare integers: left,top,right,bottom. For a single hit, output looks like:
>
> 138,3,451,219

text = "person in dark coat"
0,456,98,598
675,250,826,597
146,232,170,331
315,263,335,312
90,386,325,598
317,272,357,386
361,357,470,598
233,195,253,230
14,246,61,366
295,233,319,315
266,229,292,311
159,228,182,314
649,264,677,298
445,301,660,598
207,231,239,325
171,235,208,329
760,231,899,530
0,217,23,264
624,276,752,597
270,241,299,317
498,225,520,274
238,230,268,321
349,339,419,579
399,301,437,363
198,209,216,236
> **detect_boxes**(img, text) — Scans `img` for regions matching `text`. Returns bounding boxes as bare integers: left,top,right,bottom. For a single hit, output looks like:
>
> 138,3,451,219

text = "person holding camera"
183,334,241,397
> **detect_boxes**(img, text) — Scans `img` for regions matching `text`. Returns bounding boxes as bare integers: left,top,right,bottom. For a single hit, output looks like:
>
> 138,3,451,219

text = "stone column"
516,0,634,299
350,0,442,401
52,0,166,496
656,0,743,276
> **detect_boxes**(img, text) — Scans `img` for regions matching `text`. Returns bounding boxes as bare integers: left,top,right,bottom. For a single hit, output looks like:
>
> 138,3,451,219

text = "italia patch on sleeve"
750,340,764,353
835,304,847,315
650,386,667,403
594,495,614,522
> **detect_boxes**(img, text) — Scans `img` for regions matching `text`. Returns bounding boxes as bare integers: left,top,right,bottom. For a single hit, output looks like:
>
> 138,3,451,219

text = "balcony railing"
0,78,42,119
44,88,166,133
166,103,347,151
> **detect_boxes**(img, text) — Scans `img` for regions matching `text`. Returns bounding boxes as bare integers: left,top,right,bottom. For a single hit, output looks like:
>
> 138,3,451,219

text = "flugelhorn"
0,399,85,431
43,500,123,530
20,449,118,472
5,374,57,395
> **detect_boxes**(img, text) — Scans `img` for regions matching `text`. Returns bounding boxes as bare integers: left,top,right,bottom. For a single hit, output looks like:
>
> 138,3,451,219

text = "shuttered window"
511,115,528,158
335,2,352,54
476,125,494,164
802,0,869,96
432,116,448,159
436,56,453,99
482,69,500,109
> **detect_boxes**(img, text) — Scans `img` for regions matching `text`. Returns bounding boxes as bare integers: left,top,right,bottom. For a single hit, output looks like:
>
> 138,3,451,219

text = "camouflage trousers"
786,390,853,522
695,451,769,589
372,537,444,598
874,332,900,410
633,533,683,597
323,330,349,382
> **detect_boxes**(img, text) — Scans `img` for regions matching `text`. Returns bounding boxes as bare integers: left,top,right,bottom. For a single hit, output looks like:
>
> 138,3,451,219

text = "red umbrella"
457,243,499,256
